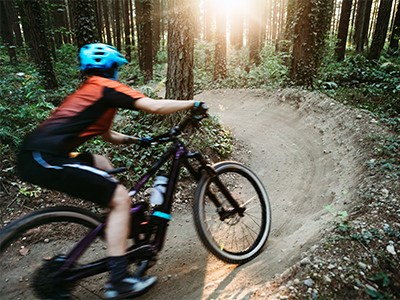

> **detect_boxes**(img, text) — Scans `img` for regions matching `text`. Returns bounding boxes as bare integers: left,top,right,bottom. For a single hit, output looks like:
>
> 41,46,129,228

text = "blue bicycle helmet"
79,43,128,80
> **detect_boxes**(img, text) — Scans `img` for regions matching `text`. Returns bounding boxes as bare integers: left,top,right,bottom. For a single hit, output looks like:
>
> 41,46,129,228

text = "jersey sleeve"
101,80,147,109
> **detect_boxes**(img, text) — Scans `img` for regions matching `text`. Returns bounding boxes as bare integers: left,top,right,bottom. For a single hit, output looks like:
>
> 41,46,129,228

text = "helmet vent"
95,58,102,62
94,52,104,56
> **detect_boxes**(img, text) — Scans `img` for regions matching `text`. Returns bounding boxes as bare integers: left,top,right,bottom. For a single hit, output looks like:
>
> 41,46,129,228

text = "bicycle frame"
53,139,212,282
52,118,242,284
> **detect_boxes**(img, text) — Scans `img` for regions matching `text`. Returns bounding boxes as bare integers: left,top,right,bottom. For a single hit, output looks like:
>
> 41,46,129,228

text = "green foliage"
317,52,400,129
194,42,288,92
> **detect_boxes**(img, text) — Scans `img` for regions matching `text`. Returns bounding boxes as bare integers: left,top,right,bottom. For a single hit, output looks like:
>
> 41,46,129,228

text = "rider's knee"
108,185,131,209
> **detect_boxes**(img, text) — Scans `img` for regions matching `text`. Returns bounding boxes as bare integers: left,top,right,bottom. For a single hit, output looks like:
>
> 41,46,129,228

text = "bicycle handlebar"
138,110,209,147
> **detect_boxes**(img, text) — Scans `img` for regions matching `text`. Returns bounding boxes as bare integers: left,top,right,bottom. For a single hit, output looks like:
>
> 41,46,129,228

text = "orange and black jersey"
21,76,146,156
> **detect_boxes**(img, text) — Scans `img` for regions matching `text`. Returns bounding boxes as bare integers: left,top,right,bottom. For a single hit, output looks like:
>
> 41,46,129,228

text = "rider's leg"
105,184,131,257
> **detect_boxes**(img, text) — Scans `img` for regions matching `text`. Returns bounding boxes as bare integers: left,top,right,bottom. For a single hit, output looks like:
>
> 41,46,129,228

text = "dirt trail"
140,88,374,300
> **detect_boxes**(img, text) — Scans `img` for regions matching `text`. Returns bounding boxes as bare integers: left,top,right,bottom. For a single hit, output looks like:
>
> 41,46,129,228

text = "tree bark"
166,0,194,100
282,0,297,54
0,0,17,64
73,0,99,50
213,1,227,80
137,0,153,83
289,0,332,87
335,0,353,61
21,0,58,89
354,0,366,52
368,0,394,59
389,0,400,51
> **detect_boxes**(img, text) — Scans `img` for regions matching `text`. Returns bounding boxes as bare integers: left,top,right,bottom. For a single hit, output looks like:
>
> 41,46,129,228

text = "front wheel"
193,161,271,264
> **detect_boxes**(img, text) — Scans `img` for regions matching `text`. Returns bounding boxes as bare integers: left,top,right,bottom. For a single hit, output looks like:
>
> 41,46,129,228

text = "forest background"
0,0,399,298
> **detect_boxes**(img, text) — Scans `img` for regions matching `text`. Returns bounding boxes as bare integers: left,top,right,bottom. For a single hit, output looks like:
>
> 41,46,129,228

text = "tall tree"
21,0,58,89
368,0,394,59
9,1,24,48
115,0,122,51
213,1,227,80
103,0,112,45
282,0,297,54
0,0,17,64
123,0,131,61
354,0,367,52
73,0,98,49
335,0,353,61
389,0,400,51
289,0,332,86
166,0,195,99
136,0,153,83
95,0,103,43
248,0,261,65
153,0,161,57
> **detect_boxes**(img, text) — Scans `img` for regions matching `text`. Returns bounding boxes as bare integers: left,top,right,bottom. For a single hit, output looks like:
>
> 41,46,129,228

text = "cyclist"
17,43,205,299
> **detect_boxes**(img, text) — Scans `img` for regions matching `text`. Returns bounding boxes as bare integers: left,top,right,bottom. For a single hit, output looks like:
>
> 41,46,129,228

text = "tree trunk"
334,0,353,61
103,0,112,45
272,0,277,41
368,0,394,59
249,0,261,65
153,0,161,57
95,0,103,43
354,0,366,52
166,0,194,100
213,1,227,80
123,0,131,61
67,0,76,45
9,1,24,48
289,0,332,87
129,0,135,46
52,0,64,48
139,0,153,83
21,0,58,89
282,0,297,54
73,0,99,50
0,0,17,64
135,0,143,69
389,0,400,51
361,0,373,49
114,0,122,51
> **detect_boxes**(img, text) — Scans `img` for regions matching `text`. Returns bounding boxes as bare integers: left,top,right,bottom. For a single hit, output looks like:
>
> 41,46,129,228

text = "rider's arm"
134,97,196,114
101,130,138,145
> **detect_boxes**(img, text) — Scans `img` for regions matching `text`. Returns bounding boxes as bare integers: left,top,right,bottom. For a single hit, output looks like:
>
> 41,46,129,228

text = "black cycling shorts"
17,151,118,206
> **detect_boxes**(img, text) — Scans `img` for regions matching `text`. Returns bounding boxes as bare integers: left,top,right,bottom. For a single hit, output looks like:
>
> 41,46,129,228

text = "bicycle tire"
193,161,271,264
0,206,105,300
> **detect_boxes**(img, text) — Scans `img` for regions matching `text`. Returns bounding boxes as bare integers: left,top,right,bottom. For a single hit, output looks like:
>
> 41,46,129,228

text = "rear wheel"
193,162,271,264
0,207,107,300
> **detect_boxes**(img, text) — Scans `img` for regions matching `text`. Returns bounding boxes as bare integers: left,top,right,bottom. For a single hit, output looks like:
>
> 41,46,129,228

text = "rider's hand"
191,101,208,119
137,137,152,148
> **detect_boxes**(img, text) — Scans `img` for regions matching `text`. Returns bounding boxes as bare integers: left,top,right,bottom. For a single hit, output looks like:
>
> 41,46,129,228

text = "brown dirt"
0,88,386,299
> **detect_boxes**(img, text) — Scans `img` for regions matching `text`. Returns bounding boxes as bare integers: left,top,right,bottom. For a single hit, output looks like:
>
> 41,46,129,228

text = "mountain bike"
0,110,271,299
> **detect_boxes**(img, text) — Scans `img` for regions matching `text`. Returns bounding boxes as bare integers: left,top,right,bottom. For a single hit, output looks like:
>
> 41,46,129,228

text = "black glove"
191,101,208,119
137,137,152,148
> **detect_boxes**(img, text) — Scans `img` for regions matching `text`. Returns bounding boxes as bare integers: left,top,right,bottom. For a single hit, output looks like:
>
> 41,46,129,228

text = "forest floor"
1,88,399,299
